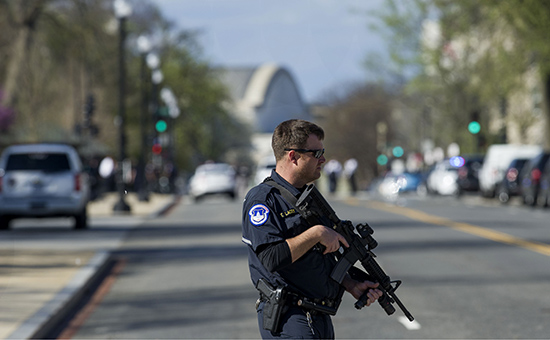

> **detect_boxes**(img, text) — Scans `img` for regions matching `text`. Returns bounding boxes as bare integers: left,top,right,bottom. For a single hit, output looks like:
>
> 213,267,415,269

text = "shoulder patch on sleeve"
249,204,270,226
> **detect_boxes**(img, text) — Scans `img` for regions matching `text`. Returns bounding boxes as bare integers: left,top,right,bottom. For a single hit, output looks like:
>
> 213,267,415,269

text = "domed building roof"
217,63,310,133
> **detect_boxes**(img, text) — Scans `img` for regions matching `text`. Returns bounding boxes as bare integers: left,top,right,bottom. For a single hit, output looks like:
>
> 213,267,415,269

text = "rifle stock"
295,184,414,322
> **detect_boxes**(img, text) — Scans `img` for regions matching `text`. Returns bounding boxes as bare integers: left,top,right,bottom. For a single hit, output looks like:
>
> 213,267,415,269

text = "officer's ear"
286,149,300,165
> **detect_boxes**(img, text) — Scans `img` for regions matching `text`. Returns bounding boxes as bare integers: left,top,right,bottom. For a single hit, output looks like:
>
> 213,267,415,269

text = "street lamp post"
160,87,180,192
136,35,152,202
113,0,132,213
147,54,163,191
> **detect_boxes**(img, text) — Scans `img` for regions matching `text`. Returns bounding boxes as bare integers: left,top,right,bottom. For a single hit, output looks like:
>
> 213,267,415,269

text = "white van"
478,144,542,197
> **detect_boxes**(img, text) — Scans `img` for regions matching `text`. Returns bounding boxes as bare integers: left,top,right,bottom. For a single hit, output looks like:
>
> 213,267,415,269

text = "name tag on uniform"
280,208,297,218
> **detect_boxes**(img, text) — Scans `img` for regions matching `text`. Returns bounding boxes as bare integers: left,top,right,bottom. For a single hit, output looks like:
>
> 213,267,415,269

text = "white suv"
0,143,90,229
188,163,236,201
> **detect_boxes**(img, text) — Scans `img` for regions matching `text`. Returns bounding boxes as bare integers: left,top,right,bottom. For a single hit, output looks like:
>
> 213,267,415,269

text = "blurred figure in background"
344,158,358,195
324,159,342,194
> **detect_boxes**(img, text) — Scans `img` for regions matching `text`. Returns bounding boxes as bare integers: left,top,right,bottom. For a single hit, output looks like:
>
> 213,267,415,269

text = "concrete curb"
6,195,180,339
146,194,182,219
7,251,114,340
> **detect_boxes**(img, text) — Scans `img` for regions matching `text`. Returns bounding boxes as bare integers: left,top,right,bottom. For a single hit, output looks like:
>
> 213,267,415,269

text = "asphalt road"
54,193,550,339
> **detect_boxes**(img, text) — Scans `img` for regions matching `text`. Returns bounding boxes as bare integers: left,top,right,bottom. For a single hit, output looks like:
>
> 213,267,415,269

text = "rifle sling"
263,179,318,226
263,178,299,207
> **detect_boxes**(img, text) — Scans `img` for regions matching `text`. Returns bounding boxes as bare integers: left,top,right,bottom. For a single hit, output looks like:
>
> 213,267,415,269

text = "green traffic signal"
155,120,167,133
377,154,388,166
392,146,404,158
468,121,481,134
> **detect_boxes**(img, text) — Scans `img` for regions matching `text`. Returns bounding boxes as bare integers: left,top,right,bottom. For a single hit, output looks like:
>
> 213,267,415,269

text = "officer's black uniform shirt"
242,170,341,300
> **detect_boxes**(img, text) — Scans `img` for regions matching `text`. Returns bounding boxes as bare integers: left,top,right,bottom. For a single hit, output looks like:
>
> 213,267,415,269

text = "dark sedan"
496,158,530,203
538,157,550,208
520,152,550,206
456,155,484,193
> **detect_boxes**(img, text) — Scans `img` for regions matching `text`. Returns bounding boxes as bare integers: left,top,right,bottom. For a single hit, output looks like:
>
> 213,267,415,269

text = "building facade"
217,63,310,161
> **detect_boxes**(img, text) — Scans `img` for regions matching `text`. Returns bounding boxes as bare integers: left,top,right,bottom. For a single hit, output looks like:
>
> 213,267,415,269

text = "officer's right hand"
287,225,350,262
315,225,349,254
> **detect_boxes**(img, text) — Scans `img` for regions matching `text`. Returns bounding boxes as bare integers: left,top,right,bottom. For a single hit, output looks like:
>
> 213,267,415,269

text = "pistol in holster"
256,279,288,333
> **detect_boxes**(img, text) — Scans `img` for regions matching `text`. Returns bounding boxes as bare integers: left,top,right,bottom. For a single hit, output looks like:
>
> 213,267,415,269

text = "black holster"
256,279,288,333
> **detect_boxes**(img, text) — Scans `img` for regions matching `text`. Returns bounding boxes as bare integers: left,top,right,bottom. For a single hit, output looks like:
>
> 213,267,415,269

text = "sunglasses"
284,148,325,159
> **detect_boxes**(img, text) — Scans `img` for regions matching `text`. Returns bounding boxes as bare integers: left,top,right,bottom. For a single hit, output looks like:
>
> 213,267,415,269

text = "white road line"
398,316,421,330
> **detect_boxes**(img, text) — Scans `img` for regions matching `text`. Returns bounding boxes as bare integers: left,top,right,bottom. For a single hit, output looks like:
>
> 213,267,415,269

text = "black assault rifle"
295,184,414,322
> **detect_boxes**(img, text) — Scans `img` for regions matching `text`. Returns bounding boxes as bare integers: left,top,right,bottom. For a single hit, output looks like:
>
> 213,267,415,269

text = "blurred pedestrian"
344,158,358,195
324,159,342,194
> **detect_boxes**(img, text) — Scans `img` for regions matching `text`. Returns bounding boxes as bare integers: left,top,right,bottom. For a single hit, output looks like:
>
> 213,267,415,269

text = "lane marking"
365,200,550,257
398,316,421,330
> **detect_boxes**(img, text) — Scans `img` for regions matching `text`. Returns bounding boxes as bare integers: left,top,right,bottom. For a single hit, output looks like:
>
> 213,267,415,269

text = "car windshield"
197,164,233,174
6,153,71,172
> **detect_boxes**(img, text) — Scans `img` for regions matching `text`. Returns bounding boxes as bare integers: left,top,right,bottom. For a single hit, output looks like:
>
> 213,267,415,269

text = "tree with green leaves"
425,0,546,147
317,82,394,187
368,0,550,154
0,0,251,176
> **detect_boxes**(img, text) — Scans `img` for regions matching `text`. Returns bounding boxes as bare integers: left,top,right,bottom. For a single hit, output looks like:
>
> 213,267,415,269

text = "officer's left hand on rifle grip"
351,280,383,308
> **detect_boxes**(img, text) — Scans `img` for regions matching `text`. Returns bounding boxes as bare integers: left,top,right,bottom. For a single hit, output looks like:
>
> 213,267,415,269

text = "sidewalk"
0,193,177,340
87,192,179,217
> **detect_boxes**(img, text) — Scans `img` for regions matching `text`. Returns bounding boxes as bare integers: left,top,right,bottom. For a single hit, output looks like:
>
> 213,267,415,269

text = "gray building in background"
217,63,310,162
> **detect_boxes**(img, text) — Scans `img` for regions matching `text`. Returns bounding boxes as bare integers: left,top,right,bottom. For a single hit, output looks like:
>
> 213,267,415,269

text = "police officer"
242,119,382,339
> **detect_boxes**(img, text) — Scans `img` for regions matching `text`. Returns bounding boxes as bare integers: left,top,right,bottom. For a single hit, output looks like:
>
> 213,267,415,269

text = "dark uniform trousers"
257,302,335,339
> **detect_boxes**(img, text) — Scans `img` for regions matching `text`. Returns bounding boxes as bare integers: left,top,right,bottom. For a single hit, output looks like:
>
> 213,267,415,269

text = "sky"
150,0,388,103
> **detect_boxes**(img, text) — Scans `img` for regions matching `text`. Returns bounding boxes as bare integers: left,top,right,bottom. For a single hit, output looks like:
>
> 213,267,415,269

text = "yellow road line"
356,200,550,257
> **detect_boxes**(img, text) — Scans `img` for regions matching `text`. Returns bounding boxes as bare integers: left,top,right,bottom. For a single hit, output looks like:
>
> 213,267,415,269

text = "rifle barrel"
390,292,415,321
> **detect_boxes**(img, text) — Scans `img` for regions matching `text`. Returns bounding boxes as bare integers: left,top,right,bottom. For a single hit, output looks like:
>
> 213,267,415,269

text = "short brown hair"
272,119,324,160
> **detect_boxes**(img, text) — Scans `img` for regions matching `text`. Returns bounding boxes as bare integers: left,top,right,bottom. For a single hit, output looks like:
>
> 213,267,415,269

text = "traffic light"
155,119,167,133
152,143,162,155
154,105,168,132
84,94,95,121
468,121,481,134
78,94,100,137
392,146,404,158
469,110,481,134
377,154,388,166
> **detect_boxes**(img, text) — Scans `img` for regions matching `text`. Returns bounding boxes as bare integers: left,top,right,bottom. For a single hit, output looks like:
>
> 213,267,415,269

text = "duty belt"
289,293,339,315
259,291,339,316
255,279,339,333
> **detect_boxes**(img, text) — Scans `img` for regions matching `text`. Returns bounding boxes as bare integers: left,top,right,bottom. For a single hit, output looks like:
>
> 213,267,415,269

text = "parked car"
519,152,550,206
478,144,542,197
0,143,90,229
378,171,423,198
495,158,530,203
188,162,236,201
456,155,484,193
427,159,460,196
538,157,550,208
253,155,276,185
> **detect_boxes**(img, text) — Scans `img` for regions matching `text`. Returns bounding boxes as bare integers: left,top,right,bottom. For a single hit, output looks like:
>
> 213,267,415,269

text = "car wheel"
497,187,510,203
453,187,462,198
0,215,12,230
74,208,88,230
416,184,427,197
